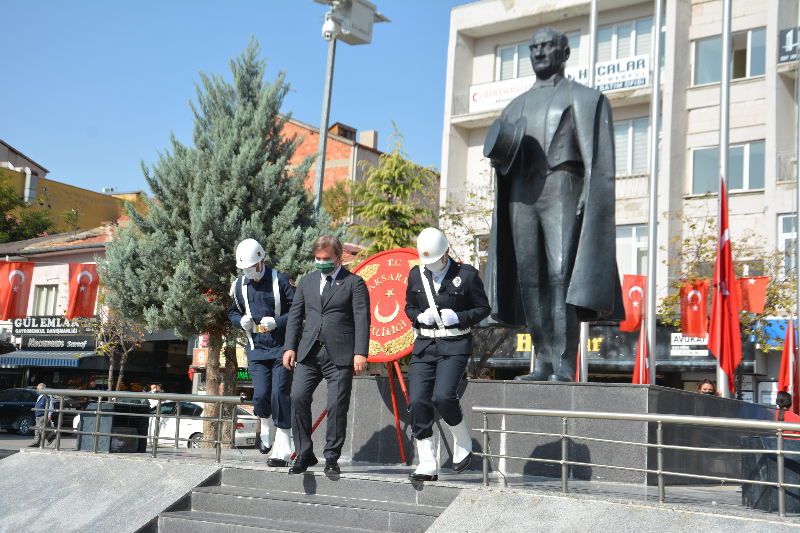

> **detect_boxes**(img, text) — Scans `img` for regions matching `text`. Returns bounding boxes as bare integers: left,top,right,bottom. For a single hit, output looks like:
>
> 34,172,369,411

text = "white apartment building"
441,0,799,396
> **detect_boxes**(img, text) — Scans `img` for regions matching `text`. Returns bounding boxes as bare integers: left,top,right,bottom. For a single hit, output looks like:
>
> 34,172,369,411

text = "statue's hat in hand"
484,117,526,175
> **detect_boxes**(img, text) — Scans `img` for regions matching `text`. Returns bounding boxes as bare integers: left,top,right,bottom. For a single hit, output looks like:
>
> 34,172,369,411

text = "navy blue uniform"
229,271,295,429
404,261,491,439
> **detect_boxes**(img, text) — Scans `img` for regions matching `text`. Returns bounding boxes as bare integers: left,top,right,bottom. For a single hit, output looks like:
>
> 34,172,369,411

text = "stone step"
190,485,444,533
158,510,374,533
219,468,460,508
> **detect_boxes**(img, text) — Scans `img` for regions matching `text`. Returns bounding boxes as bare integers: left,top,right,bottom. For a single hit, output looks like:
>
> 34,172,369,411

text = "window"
691,141,765,194
597,17,653,63
693,28,766,85
475,235,490,279
565,31,581,69
614,118,649,174
497,31,581,80
33,285,58,315
779,214,797,274
616,225,648,277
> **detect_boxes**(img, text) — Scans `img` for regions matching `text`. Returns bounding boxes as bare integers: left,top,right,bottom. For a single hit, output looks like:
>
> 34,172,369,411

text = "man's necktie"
321,275,333,306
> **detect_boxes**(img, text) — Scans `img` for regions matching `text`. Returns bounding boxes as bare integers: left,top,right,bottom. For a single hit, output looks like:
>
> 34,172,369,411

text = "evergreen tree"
0,169,58,243
352,126,438,257
98,38,344,440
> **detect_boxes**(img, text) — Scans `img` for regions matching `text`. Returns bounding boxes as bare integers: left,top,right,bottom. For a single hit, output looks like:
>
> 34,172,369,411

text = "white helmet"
236,239,265,268
417,228,449,265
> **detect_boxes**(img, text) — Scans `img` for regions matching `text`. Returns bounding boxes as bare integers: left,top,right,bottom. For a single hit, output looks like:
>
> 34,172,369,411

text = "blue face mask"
315,259,336,275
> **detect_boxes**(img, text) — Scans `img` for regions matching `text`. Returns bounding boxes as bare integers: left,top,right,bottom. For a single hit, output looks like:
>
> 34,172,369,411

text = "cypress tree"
98,38,343,438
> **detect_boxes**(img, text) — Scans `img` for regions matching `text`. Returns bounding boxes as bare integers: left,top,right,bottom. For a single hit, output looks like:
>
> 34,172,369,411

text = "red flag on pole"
620,275,647,332
632,324,649,384
779,319,799,415
66,264,100,319
707,179,742,394
0,262,35,320
680,280,710,338
736,276,769,314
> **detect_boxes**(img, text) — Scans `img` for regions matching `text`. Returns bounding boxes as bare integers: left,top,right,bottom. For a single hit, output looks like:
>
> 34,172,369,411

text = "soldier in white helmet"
229,238,296,466
404,228,491,481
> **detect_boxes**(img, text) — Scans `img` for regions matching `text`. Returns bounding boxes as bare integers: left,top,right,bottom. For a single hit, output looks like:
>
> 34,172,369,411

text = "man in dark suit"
283,235,370,475
484,27,621,382
405,228,491,481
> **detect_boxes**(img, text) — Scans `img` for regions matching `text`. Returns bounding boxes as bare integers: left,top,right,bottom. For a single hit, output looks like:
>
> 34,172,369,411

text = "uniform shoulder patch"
289,278,297,288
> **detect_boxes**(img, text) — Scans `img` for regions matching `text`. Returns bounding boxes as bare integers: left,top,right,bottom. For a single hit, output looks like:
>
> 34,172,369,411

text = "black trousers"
508,168,582,378
290,343,354,460
408,342,469,440
249,358,293,429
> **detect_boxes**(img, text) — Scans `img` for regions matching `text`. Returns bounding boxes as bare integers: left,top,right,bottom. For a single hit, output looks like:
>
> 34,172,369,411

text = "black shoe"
288,455,318,474
452,453,473,473
258,440,272,454
324,458,340,476
547,373,573,382
27,443,40,448
267,458,289,467
408,473,438,482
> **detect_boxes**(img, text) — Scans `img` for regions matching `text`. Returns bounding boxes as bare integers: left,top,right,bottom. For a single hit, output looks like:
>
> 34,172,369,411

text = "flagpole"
795,4,800,384
717,0,732,398
645,0,664,386
578,0,598,383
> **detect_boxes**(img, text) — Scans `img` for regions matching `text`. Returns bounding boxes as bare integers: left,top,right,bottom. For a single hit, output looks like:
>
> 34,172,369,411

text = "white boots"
258,418,272,454
268,427,293,467
449,420,473,473
409,436,438,481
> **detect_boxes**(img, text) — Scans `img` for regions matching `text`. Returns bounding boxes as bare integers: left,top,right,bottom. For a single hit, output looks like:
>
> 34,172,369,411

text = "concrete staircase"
154,467,460,533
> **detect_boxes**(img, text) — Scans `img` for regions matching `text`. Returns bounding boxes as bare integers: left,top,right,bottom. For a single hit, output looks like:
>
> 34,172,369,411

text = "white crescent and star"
687,290,702,305
77,271,93,292
374,300,400,324
8,270,24,292
629,286,644,307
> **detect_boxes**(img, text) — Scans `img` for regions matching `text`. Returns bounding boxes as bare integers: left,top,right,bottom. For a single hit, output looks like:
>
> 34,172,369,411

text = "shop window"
34,285,58,316
616,225,648,277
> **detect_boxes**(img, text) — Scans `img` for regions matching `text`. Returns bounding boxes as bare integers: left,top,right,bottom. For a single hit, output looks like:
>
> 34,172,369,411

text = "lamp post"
312,0,390,215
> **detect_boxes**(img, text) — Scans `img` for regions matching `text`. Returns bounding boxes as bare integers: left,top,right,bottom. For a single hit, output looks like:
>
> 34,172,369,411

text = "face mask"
243,266,261,280
428,255,448,275
315,259,337,275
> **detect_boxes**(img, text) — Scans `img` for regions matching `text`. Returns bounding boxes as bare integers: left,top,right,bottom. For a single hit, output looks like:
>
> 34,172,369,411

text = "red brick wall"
283,122,353,191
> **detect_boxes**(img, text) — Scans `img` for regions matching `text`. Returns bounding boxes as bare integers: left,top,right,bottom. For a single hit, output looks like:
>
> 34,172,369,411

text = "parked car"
72,400,259,448
0,389,78,437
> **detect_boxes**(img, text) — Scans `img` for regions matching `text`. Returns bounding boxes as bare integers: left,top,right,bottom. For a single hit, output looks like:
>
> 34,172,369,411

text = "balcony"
616,172,650,199
444,187,494,214
777,151,797,183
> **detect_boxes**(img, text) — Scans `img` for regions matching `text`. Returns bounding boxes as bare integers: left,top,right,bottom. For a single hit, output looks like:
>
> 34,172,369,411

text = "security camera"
322,16,340,42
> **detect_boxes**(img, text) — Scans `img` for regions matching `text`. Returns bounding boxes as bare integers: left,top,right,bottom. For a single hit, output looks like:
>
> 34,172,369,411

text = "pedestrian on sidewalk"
28,384,54,448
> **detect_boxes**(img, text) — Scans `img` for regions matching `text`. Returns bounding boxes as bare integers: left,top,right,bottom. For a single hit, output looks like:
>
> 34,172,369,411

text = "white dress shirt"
319,264,342,295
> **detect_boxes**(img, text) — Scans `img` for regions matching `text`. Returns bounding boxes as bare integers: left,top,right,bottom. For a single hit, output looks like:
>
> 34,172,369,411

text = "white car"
73,400,258,448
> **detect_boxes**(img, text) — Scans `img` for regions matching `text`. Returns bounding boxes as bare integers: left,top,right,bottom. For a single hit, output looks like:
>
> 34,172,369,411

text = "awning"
0,350,96,367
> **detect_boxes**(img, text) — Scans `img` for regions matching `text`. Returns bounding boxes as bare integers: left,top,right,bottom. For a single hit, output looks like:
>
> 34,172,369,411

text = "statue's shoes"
548,373,573,382
514,371,548,381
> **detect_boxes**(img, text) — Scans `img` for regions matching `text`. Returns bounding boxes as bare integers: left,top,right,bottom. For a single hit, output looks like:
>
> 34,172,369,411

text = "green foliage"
0,169,57,243
351,125,438,258
61,208,83,232
322,180,353,228
658,198,796,351
97,37,345,342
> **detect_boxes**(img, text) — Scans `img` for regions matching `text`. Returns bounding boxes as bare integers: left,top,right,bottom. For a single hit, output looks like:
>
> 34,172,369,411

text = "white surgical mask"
243,265,261,280
428,255,448,276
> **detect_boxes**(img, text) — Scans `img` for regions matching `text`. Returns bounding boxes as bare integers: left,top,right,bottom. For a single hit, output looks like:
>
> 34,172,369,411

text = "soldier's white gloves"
261,317,277,331
441,309,459,327
240,315,254,331
418,309,436,326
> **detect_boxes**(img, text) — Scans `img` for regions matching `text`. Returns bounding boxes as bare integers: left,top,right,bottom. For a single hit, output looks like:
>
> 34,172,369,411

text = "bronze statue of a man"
484,28,623,382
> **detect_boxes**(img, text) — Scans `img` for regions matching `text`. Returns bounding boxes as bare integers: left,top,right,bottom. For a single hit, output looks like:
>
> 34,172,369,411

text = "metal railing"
444,187,494,215
452,90,469,116
473,406,800,517
616,172,650,198
778,151,797,182
34,389,244,463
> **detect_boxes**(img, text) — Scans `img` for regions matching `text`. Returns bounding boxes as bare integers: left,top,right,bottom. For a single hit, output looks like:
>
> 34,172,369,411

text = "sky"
3,0,468,195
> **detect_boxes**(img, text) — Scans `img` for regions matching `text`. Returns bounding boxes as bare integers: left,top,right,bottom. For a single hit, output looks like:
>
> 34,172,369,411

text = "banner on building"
778,28,800,64
21,335,96,351
12,316,99,335
0,262,35,320
67,264,100,320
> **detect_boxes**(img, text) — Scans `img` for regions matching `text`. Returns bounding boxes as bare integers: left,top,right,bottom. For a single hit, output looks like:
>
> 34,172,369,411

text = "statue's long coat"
486,79,624,325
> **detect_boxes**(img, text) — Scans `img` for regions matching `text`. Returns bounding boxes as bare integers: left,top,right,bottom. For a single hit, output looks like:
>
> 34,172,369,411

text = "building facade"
441,0,798,399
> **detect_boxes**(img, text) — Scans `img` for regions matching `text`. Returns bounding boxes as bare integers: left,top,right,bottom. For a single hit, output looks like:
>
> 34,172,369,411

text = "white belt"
413,327,470,338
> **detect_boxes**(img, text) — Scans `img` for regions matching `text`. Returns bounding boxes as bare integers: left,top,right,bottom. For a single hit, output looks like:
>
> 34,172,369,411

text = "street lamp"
311,0,390,215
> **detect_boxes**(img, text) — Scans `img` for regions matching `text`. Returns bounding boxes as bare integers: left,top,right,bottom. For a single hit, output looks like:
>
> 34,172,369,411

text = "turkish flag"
67,263,99,319
680,280,710,338
620,275,647,332
632,324,649,384
708,179,742,394
779,319,799,415
0,262,35,320
736,276,769,314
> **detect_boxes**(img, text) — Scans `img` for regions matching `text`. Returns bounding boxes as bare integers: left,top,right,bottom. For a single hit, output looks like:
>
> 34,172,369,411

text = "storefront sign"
670,334,708,346
12,316,99,335
21,335,95,351
778,28,800,64
468,55,650,113
192,348,208,367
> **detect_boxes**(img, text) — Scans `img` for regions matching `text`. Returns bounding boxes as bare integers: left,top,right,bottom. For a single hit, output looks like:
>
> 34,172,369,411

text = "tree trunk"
221,344,239,448
202,333,222,449
107,351,117,395
116,351,131,391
